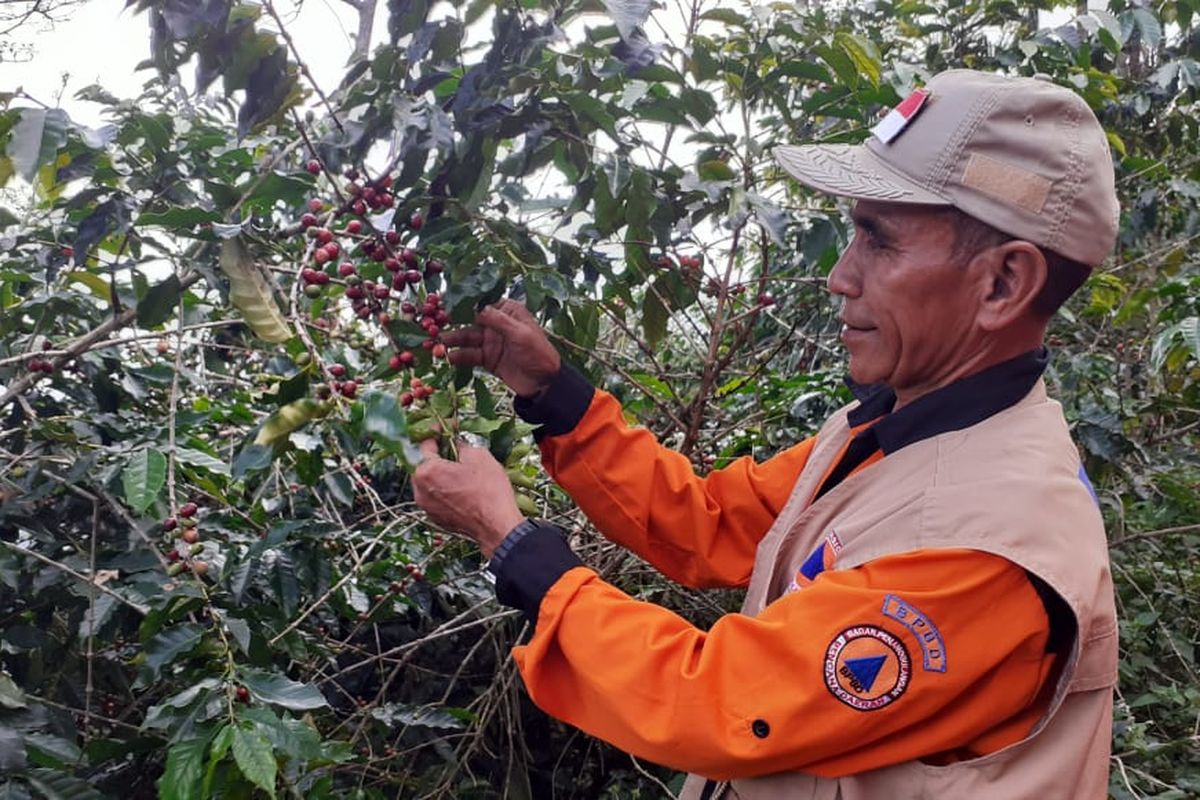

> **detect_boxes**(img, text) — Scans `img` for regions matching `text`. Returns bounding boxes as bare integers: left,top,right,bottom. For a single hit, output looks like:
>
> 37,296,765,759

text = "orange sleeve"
512,548,1057,780
537,388,817,589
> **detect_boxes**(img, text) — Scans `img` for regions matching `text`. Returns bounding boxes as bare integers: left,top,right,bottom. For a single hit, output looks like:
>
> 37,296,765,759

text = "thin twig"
0,540,149,614
1110,522,1200,547
83,500,99,742
261,0,345,134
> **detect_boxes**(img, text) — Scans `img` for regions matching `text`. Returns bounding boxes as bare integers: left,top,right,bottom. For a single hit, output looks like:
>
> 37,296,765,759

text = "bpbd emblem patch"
882,594,947,673
824,626,911,711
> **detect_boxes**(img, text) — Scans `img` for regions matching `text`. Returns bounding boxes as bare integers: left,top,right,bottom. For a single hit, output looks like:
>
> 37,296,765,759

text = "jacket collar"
844,348,1050,455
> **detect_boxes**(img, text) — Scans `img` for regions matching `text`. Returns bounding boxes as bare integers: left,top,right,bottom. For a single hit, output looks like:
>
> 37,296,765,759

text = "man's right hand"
442,299,561,398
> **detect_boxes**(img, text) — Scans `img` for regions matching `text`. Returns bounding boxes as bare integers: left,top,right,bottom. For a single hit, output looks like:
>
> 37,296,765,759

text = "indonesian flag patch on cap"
872,88,931,144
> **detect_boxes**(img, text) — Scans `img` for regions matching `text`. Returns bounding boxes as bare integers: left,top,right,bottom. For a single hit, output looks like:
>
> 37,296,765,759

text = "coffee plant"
0,0,1196,796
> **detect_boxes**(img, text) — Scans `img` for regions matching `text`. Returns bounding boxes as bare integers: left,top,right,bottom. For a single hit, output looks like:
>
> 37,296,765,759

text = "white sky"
2,1,1082,131
1,0,377,128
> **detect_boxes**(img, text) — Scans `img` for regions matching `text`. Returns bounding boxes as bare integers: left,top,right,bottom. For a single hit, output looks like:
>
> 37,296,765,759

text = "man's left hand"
411,439,526,559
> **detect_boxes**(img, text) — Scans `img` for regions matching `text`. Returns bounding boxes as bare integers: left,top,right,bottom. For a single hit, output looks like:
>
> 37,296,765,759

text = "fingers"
413,438,443,473
441,326,482,348
476,301,530,336
495,298,538,325
442,326,485,369
417,438,440,460
446,347,484,368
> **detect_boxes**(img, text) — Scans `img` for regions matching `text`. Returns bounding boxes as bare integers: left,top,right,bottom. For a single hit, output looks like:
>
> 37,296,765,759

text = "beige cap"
773,70,1120,266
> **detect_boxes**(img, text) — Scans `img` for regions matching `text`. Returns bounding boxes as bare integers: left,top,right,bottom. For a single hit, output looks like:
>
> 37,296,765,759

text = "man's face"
828,200,984,400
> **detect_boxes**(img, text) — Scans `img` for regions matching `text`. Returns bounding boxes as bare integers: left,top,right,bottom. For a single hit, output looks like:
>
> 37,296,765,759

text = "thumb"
417,438,441,462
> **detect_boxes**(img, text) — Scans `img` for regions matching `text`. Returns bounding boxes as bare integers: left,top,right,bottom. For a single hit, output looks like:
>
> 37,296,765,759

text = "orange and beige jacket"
490,352,1117,798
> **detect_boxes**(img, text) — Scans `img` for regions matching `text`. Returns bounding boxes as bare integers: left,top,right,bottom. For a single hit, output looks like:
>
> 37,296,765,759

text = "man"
413,70,1119,798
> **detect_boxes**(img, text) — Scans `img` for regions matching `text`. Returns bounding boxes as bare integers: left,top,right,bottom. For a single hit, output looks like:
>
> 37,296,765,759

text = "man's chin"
846,358,886,388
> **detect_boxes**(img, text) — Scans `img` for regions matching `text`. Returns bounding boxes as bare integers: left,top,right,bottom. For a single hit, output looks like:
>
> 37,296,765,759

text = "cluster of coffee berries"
399,376,436,407
27,341,56,374
300,261,333,298
327,363,358,399
345,170,395,217
163,501,209,577
409,291,449,357
654,252,703,270
293,160,454,408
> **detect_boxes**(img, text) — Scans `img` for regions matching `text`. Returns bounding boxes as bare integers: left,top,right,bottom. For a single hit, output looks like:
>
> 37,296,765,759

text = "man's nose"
826,247,860,298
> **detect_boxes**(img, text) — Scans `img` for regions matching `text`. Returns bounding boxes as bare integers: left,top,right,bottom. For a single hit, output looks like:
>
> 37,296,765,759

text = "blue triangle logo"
844,655,887,692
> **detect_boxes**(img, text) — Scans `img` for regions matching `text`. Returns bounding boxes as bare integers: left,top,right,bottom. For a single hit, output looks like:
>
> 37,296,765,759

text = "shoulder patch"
882,594,947,673
824,626,911,711
784,533,841,595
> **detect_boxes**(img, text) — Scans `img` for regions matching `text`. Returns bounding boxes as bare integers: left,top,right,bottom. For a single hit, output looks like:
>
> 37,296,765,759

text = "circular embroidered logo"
824,626,911,711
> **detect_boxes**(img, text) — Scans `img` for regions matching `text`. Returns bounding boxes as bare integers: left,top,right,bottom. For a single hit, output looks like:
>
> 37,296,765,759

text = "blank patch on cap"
961,153,1052,213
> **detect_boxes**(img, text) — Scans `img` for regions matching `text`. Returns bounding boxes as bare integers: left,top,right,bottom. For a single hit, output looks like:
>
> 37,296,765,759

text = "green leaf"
137,273,182,328
122,447,167,513
473,378,496,418
699,8,747,26
203,724,236,797
224,617,251,654
160,735,210,800
237,174,313,217
641,291,668,349
23,768,104,800
24,733,81,769
697,159,736,182
142,623,205,680
238,708,330,762
233,443,275,479
362,391,406,442
271,551,301,616
65,271,111,300
564,93,618,141
78,592,118,640
1131,7,1162,51
6,108,69,182
370,703,467,730
242,671,327,710
625,169,656,227
175,447,232,476
232,725,277,799
834,32,881,88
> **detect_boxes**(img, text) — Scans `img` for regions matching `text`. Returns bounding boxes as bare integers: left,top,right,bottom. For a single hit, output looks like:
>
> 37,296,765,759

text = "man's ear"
975,241,1048,331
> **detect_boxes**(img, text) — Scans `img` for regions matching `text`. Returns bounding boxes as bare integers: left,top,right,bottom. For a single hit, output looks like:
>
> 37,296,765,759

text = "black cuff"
513,363,595,441
491,523,583,624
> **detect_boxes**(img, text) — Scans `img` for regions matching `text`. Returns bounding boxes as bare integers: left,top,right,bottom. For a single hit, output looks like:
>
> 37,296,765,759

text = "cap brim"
772,143,949,205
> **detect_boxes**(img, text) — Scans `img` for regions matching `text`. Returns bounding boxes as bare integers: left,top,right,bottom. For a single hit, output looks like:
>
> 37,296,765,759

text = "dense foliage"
0,0,1196,797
